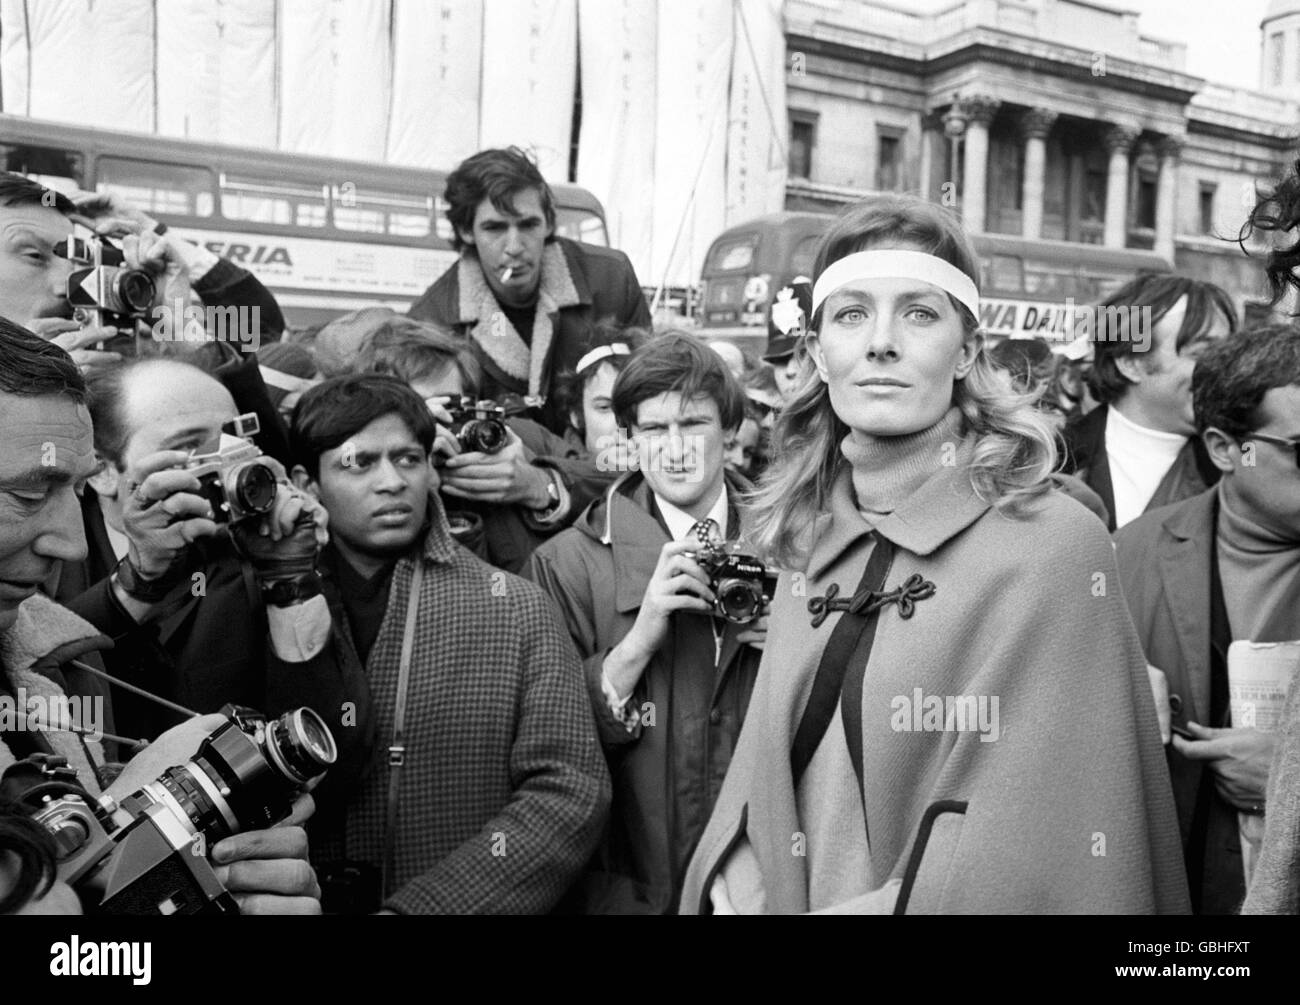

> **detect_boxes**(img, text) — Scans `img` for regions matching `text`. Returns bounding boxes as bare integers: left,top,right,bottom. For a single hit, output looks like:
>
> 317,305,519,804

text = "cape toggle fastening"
807,573,936,628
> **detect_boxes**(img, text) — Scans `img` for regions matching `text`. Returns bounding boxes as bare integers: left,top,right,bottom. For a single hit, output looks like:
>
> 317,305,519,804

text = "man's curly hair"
1239,158,1300,311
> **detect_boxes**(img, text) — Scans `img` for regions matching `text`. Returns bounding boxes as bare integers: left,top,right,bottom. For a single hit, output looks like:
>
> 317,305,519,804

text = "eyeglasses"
1243,431,1300,469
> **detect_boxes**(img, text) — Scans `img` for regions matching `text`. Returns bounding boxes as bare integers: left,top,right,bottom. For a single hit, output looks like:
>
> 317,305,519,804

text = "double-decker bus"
699,211,1172,351
1,113,609,328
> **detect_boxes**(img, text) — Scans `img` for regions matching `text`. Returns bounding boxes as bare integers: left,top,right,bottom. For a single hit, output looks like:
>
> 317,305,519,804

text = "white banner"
388,0,483,168
277,0,336,156
479,0,576,182
576,0,656,276
726,0,786,226
16,0,152,131
219,0,278,148
331,0,392,162
156,0,221,140
0,0,31,114
651,0,731,288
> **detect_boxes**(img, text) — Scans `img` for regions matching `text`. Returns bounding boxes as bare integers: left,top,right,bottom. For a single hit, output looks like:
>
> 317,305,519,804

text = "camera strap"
382,558,424,901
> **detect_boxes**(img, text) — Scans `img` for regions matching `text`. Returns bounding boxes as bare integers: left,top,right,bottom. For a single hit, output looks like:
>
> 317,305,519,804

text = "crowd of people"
2,142,1300,916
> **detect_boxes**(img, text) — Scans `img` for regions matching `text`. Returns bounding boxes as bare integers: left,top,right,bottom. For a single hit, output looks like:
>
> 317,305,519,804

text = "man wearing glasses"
1114,324,1300,914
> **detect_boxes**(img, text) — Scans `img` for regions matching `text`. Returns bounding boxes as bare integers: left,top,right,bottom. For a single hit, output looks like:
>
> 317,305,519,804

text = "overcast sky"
902,0,1275,91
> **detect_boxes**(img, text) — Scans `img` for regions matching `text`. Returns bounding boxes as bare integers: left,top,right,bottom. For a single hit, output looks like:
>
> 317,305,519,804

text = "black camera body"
691,543,778,624
447,397,508,455
55,234,157,331
0,704,336,916
183,413,278,524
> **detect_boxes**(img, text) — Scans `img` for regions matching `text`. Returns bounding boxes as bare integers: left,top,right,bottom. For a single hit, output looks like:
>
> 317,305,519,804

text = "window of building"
1135,177,1157,230
1199,183,1217,235
1271,31,1285,87
789,113,816,180
877,130,903,191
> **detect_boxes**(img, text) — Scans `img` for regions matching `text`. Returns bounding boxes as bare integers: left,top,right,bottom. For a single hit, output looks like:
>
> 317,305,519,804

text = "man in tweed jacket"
289,374,610,914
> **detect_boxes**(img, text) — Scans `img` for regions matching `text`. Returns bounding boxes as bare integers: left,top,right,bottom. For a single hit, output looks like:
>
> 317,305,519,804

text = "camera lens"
116,270,157,313
264,709,338,785
463,419,508,454
231,461,277,515
716,579,761,624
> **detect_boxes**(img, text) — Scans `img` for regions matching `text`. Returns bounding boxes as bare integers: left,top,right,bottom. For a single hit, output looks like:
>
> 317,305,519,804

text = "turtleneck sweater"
839,406,967,524
1216,484,1300,643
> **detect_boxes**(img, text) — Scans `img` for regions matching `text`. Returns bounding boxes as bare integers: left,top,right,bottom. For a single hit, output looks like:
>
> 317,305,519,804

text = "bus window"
331,185,433,238
222,173,326,227
97,157,214,217
707,236,757,273
555,208,607,246
0,143,84,191
433,196,454,241
791,234,820,277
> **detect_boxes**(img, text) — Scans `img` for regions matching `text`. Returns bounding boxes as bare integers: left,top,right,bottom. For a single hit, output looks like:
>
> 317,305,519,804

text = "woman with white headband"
679,195,1189,914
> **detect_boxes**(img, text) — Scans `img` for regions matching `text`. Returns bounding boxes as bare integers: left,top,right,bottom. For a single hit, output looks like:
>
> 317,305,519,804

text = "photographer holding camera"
0,319,320,914
0,171,293,466
51,357,371,823
353,316,616,572
524,334,770,914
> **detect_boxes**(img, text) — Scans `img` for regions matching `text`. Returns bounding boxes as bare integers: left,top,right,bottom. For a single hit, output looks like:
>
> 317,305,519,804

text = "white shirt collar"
655,485,729,543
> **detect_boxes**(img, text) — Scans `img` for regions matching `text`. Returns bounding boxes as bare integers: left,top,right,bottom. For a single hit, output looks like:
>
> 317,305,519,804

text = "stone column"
1020,108,1058,240
1154,135,1182,262
918,111,944,202
959,95,1000,233
1103,124,1140,249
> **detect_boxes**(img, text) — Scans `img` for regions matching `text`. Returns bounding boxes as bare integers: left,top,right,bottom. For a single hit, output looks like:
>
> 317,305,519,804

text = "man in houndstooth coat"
289,373,610,914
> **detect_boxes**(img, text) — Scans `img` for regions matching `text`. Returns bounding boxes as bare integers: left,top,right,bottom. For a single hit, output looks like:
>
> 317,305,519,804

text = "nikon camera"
0,705,336,915
691,542,779,624
183,413,278,524
446,397,509,454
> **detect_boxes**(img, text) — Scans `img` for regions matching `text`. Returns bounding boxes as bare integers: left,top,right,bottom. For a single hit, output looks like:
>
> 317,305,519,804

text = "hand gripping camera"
183,413,279,524
691,542,779,625
0,705,337,915
446,397,509,454
55,234,158,331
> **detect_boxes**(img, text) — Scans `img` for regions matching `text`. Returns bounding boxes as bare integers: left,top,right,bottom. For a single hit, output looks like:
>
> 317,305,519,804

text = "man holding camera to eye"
0,171,292,465
524,334,769,914
0,319,320,914
50,357,372,825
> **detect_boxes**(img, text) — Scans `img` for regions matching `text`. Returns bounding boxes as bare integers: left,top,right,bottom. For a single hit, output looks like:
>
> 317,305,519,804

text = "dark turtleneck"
838,406,966,525
1216,483,1300,642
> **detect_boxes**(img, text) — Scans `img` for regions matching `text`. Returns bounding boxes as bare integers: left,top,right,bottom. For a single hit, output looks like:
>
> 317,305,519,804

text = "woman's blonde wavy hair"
747,195,1059,567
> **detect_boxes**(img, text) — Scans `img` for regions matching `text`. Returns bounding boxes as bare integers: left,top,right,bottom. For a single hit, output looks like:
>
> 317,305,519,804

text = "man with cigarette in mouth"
409,147,652,439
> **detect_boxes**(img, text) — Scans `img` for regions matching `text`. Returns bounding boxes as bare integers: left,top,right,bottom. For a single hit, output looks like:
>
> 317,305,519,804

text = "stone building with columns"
782,0,1300,321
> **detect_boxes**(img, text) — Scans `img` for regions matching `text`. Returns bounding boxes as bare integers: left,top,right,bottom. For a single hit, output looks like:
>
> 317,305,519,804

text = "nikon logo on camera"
151,298,262,353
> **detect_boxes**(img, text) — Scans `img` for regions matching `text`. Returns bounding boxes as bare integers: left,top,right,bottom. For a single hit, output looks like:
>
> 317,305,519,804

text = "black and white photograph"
0,0,1296,979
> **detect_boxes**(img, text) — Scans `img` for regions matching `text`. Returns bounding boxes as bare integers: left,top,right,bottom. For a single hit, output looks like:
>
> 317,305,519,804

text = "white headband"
576,342,631,374
811,250,980,321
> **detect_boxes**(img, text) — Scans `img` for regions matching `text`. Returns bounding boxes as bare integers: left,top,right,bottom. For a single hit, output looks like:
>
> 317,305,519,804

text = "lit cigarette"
500,266,514,282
